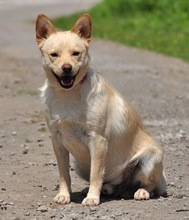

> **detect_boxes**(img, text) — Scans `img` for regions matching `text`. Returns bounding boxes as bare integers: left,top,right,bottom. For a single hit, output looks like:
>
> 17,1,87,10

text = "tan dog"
35,14,166,206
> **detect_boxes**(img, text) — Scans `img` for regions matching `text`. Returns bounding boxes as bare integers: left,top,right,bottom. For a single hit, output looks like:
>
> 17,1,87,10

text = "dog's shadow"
71,192,120,204
71,186,168,204
71,187,136,204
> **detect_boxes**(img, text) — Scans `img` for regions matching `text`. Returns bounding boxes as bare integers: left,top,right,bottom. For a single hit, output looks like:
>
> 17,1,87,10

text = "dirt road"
0,1,189,219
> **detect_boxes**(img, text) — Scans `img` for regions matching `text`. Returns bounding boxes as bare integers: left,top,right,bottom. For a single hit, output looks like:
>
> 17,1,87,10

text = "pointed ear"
71,14,91,43
35,14,56,45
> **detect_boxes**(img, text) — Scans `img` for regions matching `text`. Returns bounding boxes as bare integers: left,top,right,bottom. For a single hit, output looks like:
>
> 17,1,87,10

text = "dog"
35,13,166,206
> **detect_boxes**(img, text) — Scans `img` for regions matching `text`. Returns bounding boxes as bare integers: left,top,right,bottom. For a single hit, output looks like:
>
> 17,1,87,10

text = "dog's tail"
115,150,166,198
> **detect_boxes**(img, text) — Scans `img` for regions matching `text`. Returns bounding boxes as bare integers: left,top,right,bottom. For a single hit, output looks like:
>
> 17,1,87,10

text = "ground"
0,1,189,220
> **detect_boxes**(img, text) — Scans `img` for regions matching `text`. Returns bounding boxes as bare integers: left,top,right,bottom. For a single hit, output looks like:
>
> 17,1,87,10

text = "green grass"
53,0,189,62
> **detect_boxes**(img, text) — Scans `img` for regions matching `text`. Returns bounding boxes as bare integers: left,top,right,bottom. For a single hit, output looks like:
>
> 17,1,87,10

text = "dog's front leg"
82,132,107,206
52,136,71,204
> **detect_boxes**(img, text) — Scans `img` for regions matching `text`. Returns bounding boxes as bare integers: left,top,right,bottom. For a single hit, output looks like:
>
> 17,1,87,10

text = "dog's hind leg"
133,157,166,200
121,145,166,200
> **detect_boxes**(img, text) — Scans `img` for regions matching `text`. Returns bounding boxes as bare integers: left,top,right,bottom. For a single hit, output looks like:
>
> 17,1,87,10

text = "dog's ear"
36,14,56,45
71,14,91,43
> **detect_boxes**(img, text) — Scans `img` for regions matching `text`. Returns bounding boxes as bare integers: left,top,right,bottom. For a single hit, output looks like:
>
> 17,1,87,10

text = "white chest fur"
42,83,84,120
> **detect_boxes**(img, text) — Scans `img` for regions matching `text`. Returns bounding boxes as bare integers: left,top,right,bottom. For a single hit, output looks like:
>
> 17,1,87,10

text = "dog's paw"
82,196,100,206
53,193,70,204
134,189,150,200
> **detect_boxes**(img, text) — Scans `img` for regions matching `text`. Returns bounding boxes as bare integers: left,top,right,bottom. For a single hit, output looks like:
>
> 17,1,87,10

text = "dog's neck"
80,73,87,84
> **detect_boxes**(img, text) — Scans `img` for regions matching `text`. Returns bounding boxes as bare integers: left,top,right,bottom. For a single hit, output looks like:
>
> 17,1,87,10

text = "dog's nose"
62,64,72,74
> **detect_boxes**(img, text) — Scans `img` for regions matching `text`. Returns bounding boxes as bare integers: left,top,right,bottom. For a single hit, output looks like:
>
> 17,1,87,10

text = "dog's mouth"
52,71,78,89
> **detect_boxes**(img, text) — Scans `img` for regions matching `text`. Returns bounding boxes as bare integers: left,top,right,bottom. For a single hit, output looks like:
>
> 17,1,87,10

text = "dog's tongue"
61,76,73,86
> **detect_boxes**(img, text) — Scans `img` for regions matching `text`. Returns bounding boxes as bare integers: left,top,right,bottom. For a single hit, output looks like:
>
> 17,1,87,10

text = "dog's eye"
50,53,58,57
72,51,80,56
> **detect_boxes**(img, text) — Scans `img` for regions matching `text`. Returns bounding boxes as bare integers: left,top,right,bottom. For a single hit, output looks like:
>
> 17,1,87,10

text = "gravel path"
0,1,189,219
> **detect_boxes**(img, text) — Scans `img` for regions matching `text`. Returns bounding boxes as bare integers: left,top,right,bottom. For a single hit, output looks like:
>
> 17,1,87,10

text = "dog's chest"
43,83,107,151
41,86,93,167
44,87,85,122
52,98,84,121
46,91,93,159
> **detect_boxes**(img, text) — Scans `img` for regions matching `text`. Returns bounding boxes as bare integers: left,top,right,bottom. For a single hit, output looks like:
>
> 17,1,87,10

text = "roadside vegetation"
54,0,189,62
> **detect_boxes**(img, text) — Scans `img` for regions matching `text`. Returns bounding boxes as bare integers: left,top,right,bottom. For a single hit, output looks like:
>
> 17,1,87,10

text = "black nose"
62,64,72,74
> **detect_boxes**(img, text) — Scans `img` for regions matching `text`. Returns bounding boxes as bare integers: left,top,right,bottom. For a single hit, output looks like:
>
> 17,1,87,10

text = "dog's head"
36,14,91,90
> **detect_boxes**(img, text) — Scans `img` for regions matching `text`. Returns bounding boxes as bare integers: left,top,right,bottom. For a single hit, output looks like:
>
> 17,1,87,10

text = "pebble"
176,129,186,141
114,211,123,216
52,184,59,191
37,201,42,207
37,139,43,143
22,147,29,154
158,197,165,202
25,212,30,216
37,205,48,213
89,206,97,212
42,186,47,192
101,217,109,220
168,182,175,187
38,125,46,132
13,78,22,84
28,162,37,166
0,133,6,138
135,213,141,218
166,190,173,197
70,213,79,219
12,131,17,136
48,159,57,166
59,213,65,219
174,194,184,199
0,204,7,210
7,202,14,206
37,139,44,147
25,138,33,143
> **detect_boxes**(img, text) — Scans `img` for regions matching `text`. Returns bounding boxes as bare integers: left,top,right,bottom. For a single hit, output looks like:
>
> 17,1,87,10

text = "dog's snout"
62,64,72,74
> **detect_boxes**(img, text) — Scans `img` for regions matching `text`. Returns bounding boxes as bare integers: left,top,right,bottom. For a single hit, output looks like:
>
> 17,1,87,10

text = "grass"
53,0,189,62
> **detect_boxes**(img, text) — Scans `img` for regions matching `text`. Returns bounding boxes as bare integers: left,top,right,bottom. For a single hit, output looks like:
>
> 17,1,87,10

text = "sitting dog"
35,13,166,206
